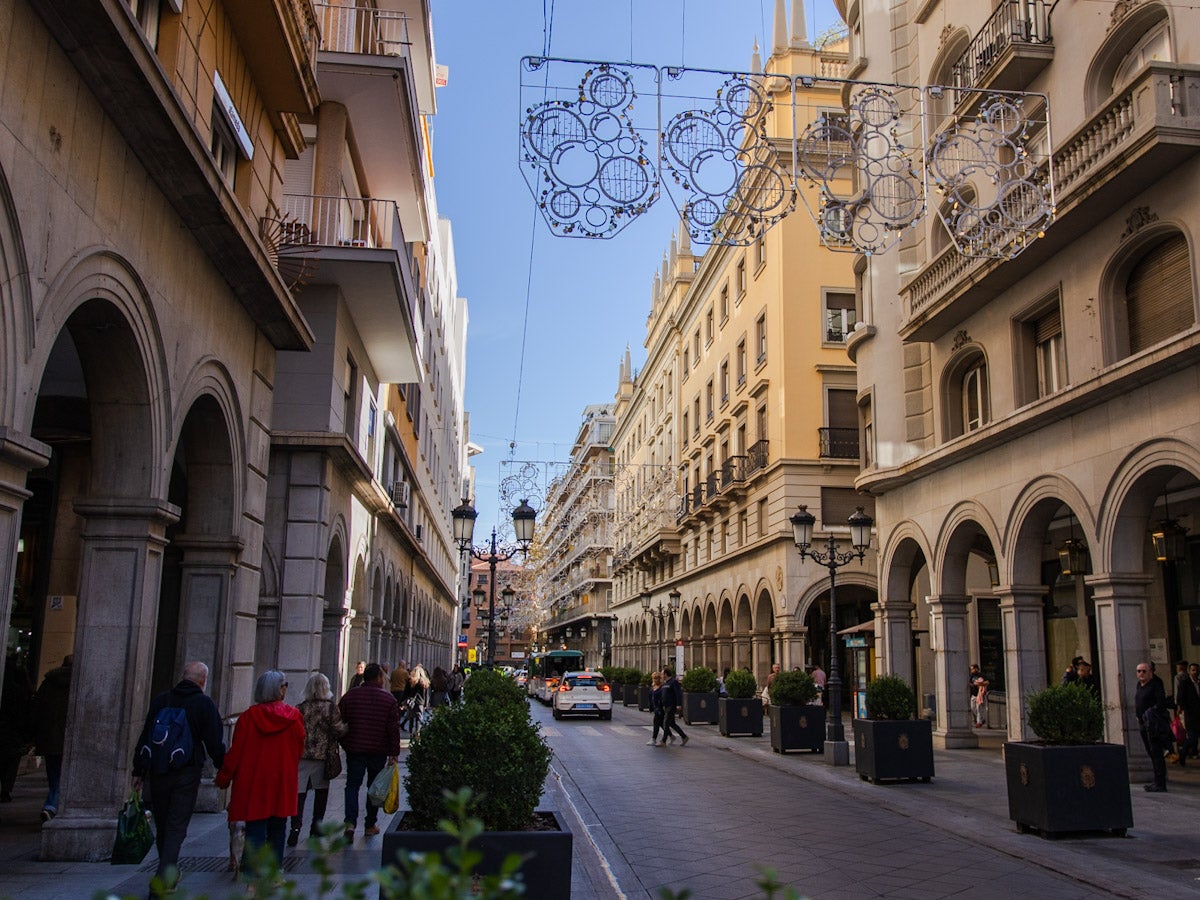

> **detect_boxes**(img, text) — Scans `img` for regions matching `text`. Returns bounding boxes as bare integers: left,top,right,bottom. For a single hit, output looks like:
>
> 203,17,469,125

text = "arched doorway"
804,582,874,712
321,534,347,690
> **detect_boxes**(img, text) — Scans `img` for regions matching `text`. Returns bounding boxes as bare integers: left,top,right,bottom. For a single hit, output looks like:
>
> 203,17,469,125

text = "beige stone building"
610,9,874,691
845,0,1200,768
0,0,464,860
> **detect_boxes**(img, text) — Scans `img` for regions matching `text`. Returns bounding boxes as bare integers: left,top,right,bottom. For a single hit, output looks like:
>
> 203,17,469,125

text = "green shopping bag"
111,790,154,865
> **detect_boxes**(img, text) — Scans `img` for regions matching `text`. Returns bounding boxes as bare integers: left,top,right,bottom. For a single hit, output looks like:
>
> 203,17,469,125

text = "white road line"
550,764,627,900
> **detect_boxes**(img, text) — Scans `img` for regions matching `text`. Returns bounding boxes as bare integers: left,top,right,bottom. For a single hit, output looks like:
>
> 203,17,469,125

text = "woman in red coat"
215,670,305,871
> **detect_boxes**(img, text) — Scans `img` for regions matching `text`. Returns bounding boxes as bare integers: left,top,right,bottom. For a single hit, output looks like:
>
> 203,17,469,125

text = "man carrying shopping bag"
337,663,400,840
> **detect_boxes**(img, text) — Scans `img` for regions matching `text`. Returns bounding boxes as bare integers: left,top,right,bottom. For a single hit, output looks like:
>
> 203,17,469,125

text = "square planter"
719,697,763,736
1004,741,1132,837
769,704,826,753
638,685,652,711
623,685,640,706
854,718,934,783
610,683,624,703
383,809,573,899
683,690,719,725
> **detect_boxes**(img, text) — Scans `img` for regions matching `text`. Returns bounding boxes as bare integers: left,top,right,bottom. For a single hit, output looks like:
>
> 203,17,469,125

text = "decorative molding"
951,329,972,352
939,23,955,49
1108,0,1142,33
1120,206,1158,238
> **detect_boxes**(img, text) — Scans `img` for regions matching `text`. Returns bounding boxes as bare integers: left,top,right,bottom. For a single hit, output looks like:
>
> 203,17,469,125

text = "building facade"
464,559,526,668
845,0,1200,766
536,404,617,667
609,8,874,690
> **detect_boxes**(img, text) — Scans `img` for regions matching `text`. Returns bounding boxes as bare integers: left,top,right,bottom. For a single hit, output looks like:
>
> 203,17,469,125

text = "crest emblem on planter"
1019,763,1030,786
1080,765,1096,789
898,733,910,751
799,716,808,728
740,705,750,716
699,699,708,709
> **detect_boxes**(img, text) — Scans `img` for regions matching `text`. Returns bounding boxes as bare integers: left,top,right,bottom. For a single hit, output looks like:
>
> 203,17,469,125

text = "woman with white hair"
215,670,305,871
288,673,348,846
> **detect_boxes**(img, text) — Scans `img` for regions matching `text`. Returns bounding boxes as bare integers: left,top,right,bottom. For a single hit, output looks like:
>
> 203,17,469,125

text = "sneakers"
287,826,301,847
364,825,380,837
665,734,675,744
40,808,55,823
343,826,355,842
646,739,658,745
680,734,689,746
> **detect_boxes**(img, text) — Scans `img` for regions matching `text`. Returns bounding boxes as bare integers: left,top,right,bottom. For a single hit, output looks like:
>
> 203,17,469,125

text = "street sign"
468,648,478,663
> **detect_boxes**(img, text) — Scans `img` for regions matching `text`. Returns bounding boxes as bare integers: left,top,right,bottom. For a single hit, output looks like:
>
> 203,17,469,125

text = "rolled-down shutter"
1127,234,1193,352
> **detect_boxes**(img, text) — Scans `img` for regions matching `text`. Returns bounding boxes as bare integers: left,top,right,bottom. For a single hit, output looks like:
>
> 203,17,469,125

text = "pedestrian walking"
1175,662,1200,764
0,654,33,803
448,665,465,704
348,661,367,689
430,666,449,707
215,670,305,872
969,663,989,728
1135,661,1171,792
337,663,400,841
131,661,227,893
289,673,348,846
661,666,688,746
647,671,665,745
389,664,409,708
32,654,72,823
1075,660,1101,699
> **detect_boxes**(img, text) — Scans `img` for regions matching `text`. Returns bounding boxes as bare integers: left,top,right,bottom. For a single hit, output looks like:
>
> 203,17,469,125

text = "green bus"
526,650,585,702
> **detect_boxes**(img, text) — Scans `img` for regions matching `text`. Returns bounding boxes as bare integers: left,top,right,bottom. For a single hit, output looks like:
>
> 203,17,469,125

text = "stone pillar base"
824,740,850,766
934,729,979,749
40,813,119,862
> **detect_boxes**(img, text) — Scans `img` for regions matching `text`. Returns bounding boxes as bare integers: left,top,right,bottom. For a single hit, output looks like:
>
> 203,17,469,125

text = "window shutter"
1034,308,1061,344
828,389,858,429
826,291,856,310
820,487,875,525
1127,234,1193,352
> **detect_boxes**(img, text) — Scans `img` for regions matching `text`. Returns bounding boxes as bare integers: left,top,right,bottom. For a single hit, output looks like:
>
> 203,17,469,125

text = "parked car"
552,671,613,720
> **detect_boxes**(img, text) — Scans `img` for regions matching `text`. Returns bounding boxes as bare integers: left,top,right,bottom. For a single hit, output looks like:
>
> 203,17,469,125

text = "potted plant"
386,669,572,898
623,668,643,706
607,667,625,702
638,671,654,711
768,670,825,753
853,675,934,784
681,666,719,725
1004,682,1132,837
718,669,763,736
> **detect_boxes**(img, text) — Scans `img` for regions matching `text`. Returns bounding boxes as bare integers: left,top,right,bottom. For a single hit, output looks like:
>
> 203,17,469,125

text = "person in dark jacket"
0,654,34,803
1135,660,1170,792
647,671,666,745
1175,662,1200,764
337,663,400,840
132,661,227,891
660,667,688,746
33,654,72,822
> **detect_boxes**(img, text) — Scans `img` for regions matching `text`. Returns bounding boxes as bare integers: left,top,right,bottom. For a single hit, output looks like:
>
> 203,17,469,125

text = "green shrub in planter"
404,696,552,831
768,670,818,706
640,671,653,687
865,674,916,720
598,666,616,683
1026,683,1104,744
681,666,718,693
625,668,643,684
462,668,527,707
724,669,757,699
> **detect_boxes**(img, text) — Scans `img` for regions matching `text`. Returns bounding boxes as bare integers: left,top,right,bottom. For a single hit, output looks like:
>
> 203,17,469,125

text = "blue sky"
429,1,840,533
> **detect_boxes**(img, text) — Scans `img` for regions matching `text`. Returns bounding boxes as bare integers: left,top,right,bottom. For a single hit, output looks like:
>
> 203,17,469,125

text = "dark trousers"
344,752,386,828
244,816,287,870
293,788,329,835
147,765,201,881
1141,729,1168,788
42,753,62,812
662,706,686,739
651,710,664,741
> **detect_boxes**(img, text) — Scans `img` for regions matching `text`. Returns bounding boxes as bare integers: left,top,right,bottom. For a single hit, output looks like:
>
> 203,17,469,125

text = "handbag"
323,700,343,780
111,790,154,865
1171,714,1187,744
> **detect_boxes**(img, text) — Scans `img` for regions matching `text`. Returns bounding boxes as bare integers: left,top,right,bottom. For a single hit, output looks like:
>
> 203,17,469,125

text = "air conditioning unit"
390,481,410,507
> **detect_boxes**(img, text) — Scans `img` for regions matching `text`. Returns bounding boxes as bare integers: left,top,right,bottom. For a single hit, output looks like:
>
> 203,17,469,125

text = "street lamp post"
790,504,873,766
641,589,681,671
452,498,536,668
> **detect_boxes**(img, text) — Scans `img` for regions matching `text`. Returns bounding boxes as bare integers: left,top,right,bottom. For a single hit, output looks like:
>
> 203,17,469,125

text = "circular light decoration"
661,73,796,246
519,58,659,239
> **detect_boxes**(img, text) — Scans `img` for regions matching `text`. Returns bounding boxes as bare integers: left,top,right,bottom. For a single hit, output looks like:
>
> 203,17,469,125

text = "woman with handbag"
289,673,348,846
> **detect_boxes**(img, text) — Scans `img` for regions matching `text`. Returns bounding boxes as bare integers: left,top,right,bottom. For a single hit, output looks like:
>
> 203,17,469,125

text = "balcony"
901,64,1200,342
720,455,749,496
315,4,429,242
279,194,419,382
228,0,322,113
746,440,769,476
949,0,1053,96
819,427,860,460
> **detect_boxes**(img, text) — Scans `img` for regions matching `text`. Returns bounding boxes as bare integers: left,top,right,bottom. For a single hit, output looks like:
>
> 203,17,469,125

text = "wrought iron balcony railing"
720,455,748,488
819,427,860,460
746,440,769,474
950,0,1052,93
316,3,411,57
281,194,402,251
705,472,720,501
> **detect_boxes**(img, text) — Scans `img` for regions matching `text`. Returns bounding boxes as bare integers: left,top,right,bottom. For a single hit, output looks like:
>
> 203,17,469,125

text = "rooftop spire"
751,37,761,73
791,0,810,48
773,0,787,56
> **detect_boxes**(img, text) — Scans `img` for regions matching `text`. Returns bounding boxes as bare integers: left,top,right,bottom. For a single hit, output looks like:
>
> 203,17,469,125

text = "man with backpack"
132,661,226,892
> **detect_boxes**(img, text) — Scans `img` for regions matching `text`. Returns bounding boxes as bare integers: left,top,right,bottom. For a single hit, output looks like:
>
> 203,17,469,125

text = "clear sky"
429,0,841,534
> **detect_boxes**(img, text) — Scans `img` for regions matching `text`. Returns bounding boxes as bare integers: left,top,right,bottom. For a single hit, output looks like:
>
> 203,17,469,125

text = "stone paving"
2,703,1200,898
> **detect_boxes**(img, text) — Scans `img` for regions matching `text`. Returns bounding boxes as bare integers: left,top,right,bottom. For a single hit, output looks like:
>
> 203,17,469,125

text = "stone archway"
321,533,347,690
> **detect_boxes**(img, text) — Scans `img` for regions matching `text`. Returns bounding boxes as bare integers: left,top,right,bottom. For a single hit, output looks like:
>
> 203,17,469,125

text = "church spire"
791,0,810,48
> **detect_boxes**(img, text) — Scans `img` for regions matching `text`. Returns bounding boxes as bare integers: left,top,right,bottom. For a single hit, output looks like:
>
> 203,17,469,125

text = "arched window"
943,348,991,440
1085,4,1172,111
962,361,989,432
1125,232,1193,353
1113,19,1171,91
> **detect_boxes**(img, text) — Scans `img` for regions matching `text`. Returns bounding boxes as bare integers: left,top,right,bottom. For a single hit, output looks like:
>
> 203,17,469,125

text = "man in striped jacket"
337,663,400,839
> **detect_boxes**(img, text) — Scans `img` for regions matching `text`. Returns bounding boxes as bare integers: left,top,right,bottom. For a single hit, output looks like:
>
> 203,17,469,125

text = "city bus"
526,649,585,702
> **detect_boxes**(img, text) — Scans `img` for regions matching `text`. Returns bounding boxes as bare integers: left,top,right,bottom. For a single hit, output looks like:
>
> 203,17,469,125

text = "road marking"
550,764,627,899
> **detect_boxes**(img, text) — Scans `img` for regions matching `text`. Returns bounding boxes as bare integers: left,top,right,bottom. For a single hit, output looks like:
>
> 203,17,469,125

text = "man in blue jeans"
337,663,400,840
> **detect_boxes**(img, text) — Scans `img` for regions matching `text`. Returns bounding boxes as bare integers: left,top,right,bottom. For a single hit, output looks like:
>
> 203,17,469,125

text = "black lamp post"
642,589,681,670
790,503,873,765
452,498,536,668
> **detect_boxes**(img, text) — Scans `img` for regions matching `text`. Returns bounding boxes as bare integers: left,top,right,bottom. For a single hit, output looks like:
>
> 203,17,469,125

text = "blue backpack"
141,705,194,775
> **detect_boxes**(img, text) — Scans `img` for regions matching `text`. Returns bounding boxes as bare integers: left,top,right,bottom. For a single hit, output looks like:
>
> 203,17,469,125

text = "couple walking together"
647,667,689,747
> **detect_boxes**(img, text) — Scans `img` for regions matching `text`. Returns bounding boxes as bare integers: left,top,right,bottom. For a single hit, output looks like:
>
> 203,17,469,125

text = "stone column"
172,535,243,706
1087,574,1153,780
41,498,179,861
995,585,1049,740
752,633,772,683
876,600,915,680
0,428,51,698
927,594,978,748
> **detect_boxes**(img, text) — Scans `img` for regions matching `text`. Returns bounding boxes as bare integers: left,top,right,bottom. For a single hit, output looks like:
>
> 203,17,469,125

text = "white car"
551,671,613,720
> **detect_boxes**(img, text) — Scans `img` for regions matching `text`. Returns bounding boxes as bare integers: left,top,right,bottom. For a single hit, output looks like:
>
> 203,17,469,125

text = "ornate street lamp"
642,589,682,670
790,503,873,766
452,498,537,668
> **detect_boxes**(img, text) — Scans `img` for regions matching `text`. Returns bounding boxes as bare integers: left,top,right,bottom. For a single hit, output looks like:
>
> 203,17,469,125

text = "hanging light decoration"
1057,512,1089,576
1152,491,1189,563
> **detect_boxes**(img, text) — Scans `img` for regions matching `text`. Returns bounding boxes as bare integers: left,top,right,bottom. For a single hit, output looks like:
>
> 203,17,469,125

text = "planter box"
383,810,573,899
683,690,719,725
638,685,652,711
854,718,935,783
623,685,640,707
769,704,825,753
719,697,763,736
610,683,624,702
1004,741,1132,837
